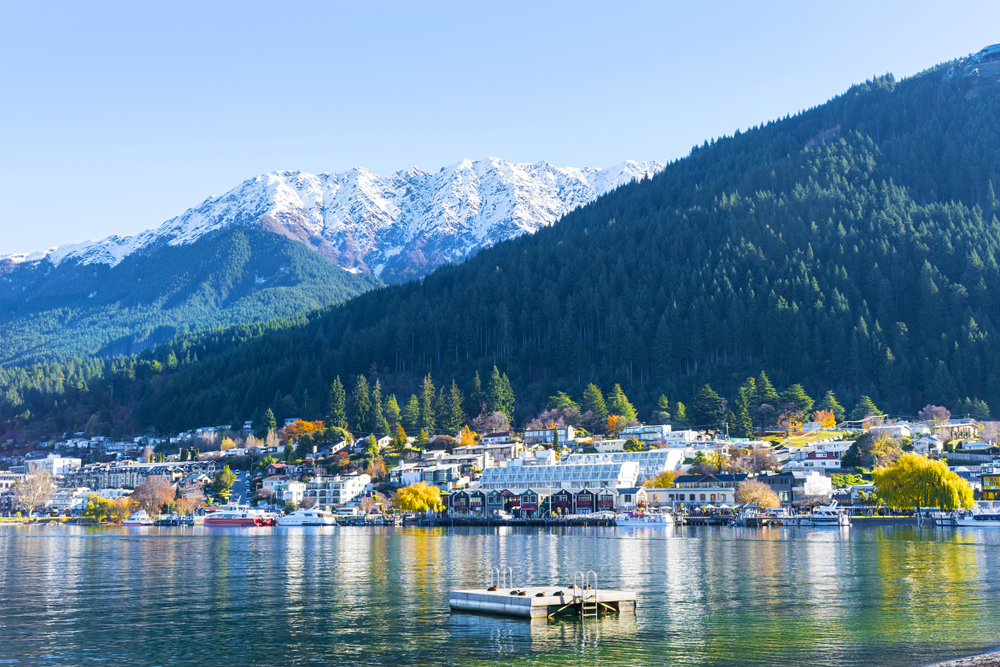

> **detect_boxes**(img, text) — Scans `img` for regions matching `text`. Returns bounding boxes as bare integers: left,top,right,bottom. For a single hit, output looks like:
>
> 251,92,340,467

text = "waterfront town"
1,401,993,525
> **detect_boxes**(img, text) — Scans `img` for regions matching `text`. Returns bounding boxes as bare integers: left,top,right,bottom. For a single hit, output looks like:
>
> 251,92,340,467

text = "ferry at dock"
276,508,338,527
614,512,674,527
203,503,277,527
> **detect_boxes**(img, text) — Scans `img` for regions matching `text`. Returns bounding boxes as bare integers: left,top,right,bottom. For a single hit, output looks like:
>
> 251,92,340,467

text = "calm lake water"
1,523,999,666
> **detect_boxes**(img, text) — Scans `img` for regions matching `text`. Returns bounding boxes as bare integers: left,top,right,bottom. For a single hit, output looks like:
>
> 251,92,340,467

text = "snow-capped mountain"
3,157,663,282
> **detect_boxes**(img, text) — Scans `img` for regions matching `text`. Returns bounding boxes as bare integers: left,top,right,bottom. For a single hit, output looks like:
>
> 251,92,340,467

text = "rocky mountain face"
3,157,663,284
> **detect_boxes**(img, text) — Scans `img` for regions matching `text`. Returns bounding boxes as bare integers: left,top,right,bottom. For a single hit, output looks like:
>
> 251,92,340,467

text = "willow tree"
873,453,973,512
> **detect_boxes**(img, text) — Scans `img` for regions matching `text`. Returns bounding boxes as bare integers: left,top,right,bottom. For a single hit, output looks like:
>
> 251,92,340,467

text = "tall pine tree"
326,377,347,429
418,374,436,434
371,379,390,436
606,384,637,423
351,376,372,436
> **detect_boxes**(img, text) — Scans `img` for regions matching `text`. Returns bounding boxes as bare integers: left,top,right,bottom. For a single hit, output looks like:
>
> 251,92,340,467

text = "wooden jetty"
450,570,635,620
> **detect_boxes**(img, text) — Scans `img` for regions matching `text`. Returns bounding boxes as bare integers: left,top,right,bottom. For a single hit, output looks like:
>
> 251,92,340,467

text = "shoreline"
924,649,1000,667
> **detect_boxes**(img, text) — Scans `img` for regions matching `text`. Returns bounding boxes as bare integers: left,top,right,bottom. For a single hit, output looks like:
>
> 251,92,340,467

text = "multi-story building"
563,450,685,483
980,464,1000,500
665,473,749,506
755,470,834,505
28,454,82,478
477,461,639,491
303,474,371,508
62,460,217,490
49,487,92,514
452,441,524,464
523,426,575,445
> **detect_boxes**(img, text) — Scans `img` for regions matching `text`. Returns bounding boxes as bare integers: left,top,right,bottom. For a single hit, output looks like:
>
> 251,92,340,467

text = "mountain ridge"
3,157,663,283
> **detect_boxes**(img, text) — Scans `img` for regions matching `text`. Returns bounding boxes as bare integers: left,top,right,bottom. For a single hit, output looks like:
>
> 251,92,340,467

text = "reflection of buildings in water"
448,609,637,654
801,527,844,622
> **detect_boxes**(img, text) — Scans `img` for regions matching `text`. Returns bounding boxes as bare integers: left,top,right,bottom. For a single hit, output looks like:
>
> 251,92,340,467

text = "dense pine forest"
0,227,379,365
5,58,1000,440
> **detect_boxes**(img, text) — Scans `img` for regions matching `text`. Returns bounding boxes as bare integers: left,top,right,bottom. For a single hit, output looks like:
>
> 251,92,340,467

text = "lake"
1,523,998,666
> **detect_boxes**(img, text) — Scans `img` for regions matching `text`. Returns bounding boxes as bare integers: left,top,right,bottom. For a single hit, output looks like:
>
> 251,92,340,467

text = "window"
700,494,706,501
710,494,716,501
689,494,695,501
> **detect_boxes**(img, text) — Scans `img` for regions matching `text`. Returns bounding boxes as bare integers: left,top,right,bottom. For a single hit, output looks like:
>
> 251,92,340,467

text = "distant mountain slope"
3,158,663,284
5,49,1000,438
0,227,379,364
0,158,660,364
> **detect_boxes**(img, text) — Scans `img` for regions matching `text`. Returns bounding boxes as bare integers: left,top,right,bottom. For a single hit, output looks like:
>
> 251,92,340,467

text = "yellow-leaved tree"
392,481,443,513
873,453,973,512
812,410,837,428
734,479,781,508
642,470,676,489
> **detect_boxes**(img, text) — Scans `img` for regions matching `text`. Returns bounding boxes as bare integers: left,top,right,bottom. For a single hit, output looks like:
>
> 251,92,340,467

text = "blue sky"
2,1,998,254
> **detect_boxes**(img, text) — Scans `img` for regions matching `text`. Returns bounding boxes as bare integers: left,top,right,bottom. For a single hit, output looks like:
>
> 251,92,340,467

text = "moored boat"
276,508,338,527
808,500,850,526
203,504,277,527
123,510,153,526
615,512,674,527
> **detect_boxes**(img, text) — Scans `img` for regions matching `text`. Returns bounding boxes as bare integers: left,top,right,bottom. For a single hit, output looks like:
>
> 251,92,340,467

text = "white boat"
276,509,338,527
123,510,153,526
808,500,850,526
615,513,674,527
203,503,277,527
933,502,1000,527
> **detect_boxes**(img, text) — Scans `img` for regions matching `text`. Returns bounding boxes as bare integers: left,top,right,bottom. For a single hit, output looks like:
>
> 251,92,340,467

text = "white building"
784,450,841,470
29,454,82,478
482,432,512,445
304,474,371,508
564,450,685,483
49,487,92,514
453,441,524,463
523,426,576,445
662,430,699,446
477,461,639,491
621,424,672,444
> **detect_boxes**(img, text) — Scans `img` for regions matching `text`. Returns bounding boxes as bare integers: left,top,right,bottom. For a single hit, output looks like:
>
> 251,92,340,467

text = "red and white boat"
203,503,277,527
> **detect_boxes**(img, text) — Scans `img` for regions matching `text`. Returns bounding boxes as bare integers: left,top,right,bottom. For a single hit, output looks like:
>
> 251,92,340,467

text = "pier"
450,570,635,619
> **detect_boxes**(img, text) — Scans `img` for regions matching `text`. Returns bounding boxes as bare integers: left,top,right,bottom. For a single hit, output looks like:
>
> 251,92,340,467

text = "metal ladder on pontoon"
573,570,598,617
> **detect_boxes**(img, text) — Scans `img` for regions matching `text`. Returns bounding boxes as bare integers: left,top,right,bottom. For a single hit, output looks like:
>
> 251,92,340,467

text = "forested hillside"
0,227,378,364
5,58,1000,439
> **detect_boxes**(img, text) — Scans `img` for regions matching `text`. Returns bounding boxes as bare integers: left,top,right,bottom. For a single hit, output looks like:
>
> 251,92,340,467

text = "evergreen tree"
418,374,436,434
753,372,779,407
547,391,578,411
392,423,408,449
371,379,390,436
850,395,881,421
780,384,814,415
470,370,485,416
581,383,608,427
815,390,846,423
416,428,429,449
606,384,637,423
499,373,515,422
402,394,420,433
732,385,754,439
691,384,724,430
442,380,466,434
673,402,688,427
651,395,671,424
384,394,401,430
326,377,347,430
486,366,503,414
350,376,372,436
257,408,277,439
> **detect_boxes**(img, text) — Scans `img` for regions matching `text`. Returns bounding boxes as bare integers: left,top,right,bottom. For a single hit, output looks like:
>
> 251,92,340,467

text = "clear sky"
1,1,998,255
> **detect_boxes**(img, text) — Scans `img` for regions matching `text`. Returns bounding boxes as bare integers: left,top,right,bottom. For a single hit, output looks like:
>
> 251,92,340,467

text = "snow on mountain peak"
2,157,664,280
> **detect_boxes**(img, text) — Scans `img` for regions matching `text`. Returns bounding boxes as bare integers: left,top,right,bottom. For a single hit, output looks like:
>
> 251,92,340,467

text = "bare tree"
360,496,379,514
918,405,951,424
470,411,510,435
737,447,779,474
300,497,317,509
14,467,55,517
141,445,155,462
131,476,176,514
735,479,780,508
